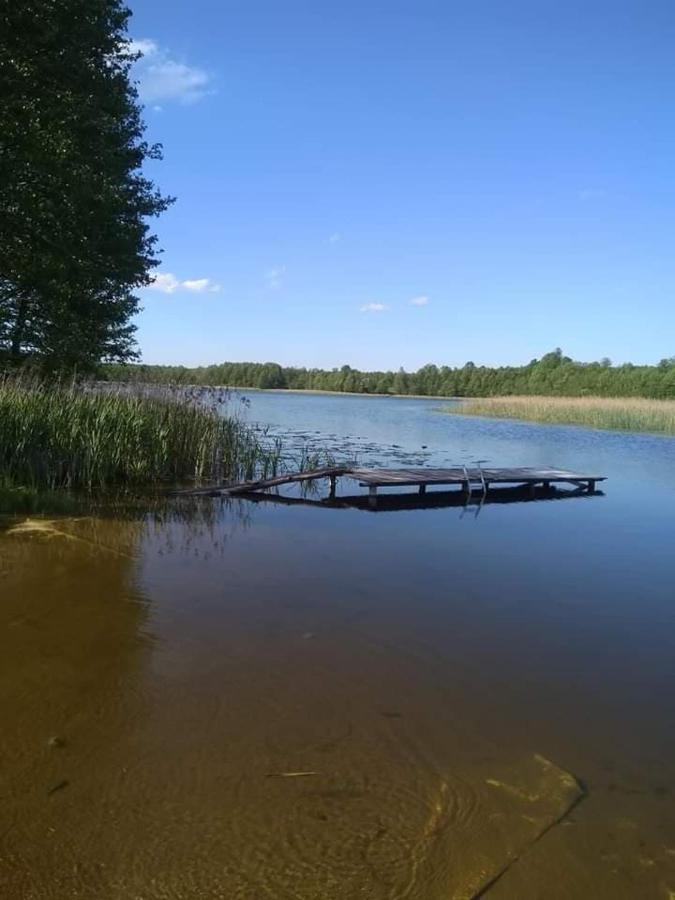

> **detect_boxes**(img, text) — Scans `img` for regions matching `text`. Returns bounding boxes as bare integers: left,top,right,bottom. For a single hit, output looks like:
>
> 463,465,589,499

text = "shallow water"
2,392,675,898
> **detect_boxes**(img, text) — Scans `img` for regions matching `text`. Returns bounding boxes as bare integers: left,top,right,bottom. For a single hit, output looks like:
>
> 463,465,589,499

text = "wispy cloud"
265,266,286,289
128,38,213,105
328,232,341,245
182,278,221,293
360,302,388,313
409,295,429,306
149,272,221,294
128,38,158,56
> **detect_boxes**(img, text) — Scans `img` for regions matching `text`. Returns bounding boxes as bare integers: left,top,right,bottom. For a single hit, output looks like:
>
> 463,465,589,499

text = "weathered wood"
172,465,348,497
351,466,605,487
227,465,349,495
173,465,606,498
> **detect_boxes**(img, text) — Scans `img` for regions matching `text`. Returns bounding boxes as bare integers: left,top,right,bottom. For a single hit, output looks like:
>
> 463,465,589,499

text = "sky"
127,0,675,370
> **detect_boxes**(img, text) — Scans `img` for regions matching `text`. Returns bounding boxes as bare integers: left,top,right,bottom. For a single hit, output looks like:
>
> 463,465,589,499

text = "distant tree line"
105,349,675,399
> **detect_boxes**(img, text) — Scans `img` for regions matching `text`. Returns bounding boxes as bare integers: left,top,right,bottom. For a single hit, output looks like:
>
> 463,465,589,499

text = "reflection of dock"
182,465,606,509
237,482,604,513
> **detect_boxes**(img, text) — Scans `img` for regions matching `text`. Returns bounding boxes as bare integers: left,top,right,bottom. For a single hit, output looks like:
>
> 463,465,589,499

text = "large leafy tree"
0,0,172,370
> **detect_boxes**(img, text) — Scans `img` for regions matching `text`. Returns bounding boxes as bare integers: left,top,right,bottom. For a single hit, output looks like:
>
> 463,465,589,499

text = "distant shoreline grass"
0,377,281,492
445,396,675,435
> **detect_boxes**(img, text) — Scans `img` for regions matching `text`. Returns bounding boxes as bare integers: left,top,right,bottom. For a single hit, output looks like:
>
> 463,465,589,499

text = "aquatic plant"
446,395,675,435
0,376,282,490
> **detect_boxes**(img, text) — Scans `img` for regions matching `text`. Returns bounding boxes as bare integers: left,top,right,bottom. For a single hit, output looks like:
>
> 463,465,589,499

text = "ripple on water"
222,733,582,899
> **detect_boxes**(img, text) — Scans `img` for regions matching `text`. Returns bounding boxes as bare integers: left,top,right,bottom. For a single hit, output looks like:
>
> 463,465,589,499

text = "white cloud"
128,38,159,57
142,61,211,104
265,266,286,289
328,232,341,244
128,37,212,105
182,278,221,293
149,272,221,294
149,272,181,293
409,295,429,306
360,302,388,313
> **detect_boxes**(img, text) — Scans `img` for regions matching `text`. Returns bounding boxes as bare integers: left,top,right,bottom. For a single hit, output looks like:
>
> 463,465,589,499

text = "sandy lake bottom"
1,392,674,898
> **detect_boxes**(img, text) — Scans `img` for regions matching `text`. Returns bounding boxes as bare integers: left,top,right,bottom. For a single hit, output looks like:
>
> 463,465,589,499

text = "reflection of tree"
0,495,259,895
0,514,149,894
0,498,256,739
140,496,254,559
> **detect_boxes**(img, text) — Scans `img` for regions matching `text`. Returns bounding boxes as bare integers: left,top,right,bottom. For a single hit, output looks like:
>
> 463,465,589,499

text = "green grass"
0,377,281,491
446,395,675,435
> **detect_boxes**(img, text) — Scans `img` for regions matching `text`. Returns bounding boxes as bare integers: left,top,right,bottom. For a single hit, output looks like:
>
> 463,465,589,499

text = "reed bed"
0,377,281,490
447,395,675,435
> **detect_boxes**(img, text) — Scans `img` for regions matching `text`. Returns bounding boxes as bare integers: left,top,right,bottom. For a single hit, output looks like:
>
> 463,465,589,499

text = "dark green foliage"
104,351,675,399
0,0,172,370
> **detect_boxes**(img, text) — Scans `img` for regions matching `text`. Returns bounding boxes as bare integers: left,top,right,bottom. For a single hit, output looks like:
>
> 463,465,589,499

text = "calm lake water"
2,392,675,898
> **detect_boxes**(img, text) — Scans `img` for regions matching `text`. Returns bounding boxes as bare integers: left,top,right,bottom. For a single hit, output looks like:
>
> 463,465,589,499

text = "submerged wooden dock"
181,465,605,507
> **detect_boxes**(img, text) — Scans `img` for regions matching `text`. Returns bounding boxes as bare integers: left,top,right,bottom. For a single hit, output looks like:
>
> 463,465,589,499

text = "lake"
2,391,674,898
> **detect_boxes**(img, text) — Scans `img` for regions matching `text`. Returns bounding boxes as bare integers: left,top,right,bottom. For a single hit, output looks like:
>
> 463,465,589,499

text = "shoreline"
106,382,461,401
250,388,461,401
443,396,675,437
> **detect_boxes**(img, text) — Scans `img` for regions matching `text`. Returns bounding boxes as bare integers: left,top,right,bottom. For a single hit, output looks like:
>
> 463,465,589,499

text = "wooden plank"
225,465,349,495
172,465,348,497
174,465,606,498
352,467,605,487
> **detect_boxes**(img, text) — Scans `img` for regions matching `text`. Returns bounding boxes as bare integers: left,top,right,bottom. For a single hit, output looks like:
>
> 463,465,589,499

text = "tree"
257,363,286,389
0,0,172,370
392,367,409,395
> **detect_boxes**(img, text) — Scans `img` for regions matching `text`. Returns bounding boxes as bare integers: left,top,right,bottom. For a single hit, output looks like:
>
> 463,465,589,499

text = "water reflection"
238,481,604,516
0,501,255,899
0,515,149,897
2,393,675,897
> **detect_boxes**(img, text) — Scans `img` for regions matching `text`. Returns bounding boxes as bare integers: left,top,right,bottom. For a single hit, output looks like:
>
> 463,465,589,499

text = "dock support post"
328,474,337,500
368,485,378,508
419,484,426,495
587,480,596,493
461,465,470,498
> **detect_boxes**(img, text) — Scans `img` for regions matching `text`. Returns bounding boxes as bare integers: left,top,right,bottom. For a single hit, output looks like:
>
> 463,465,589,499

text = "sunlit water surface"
1,392,674,898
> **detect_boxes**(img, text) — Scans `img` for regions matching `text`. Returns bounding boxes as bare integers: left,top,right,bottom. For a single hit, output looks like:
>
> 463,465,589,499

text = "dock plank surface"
174,465,605,499
351,466,605,486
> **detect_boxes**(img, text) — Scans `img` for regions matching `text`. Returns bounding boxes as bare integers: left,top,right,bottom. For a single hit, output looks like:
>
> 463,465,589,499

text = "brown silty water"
1,495,674,899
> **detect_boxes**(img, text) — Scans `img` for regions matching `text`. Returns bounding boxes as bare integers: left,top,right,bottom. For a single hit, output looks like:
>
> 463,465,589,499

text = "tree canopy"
0,0,172,370
105,351,675,399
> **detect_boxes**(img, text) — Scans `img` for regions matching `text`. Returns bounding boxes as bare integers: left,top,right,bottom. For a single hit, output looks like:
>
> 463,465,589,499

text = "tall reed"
0,377,281,490
446,395,675,435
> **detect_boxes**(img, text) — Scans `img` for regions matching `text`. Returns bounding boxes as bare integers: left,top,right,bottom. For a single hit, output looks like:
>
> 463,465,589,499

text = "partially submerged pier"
181,465,605,508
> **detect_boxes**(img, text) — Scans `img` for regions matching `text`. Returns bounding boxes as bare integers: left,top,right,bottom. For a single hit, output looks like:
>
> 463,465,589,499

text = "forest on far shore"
105,349,675,399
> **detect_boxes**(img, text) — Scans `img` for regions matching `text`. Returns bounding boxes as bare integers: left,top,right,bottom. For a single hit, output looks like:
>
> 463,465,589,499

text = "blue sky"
128,0,675,370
